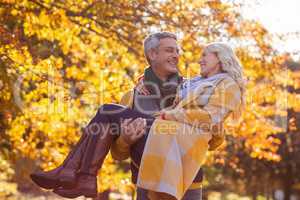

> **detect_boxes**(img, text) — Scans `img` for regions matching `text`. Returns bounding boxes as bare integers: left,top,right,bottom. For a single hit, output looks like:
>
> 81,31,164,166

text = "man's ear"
148,48,158,62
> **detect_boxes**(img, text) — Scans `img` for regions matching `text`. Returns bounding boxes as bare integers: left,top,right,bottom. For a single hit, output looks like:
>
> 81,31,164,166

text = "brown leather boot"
53,123,115,198
53,174,98,199
30,130,89,189
53,174,97,198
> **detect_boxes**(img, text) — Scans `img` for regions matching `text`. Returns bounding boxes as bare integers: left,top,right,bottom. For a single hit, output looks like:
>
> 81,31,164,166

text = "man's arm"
110,132,131,160
110,90,146,160
110,90,134,160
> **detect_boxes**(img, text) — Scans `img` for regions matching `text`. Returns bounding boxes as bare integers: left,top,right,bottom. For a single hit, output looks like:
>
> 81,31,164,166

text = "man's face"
151,38,179,76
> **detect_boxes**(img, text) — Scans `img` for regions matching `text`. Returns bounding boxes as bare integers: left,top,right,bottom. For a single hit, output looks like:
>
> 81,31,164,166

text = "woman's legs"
53,104,154,198
79,104,154,172
30,104,130,190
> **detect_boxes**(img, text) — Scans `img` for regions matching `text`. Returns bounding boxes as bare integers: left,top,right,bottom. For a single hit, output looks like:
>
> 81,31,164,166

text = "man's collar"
144,66,181,85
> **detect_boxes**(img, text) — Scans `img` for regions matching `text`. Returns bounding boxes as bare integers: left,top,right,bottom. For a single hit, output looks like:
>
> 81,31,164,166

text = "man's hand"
120,118,147,146
135,78,150,95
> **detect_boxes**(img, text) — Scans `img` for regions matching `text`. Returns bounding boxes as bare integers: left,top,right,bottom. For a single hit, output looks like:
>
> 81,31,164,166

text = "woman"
31,42,245,199
136,42,245,199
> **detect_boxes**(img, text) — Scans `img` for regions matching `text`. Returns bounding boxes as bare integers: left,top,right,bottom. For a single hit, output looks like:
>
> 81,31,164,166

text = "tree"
205,60,300,200
0,0,299,196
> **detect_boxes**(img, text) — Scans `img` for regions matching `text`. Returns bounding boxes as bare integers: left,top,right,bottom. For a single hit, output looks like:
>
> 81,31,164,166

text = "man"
110,32,205,200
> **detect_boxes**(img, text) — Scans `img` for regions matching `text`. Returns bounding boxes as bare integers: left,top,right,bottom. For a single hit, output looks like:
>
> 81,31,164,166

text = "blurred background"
0,0,299,199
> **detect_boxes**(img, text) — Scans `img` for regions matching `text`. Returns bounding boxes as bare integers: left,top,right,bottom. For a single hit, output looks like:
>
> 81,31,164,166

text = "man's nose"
173,51,179,58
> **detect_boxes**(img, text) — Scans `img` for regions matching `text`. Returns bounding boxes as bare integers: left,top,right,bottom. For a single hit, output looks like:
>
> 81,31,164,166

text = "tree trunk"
283,179,291,200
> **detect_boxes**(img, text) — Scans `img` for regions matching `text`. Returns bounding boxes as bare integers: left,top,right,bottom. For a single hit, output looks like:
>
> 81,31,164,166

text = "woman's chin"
200,72,208,78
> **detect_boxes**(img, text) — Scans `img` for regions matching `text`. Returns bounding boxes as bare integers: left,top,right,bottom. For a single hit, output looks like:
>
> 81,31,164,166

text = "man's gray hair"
143,32,177,64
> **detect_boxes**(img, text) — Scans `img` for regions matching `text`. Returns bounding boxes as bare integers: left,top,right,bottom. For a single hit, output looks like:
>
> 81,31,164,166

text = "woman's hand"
154,110,176,121
152,111,162,118
172,95,180,107
152,107,177,121
163,112,176,121
152,109,167,119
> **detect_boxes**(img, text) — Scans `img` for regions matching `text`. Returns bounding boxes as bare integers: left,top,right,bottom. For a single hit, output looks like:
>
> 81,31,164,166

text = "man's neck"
151,66,168,82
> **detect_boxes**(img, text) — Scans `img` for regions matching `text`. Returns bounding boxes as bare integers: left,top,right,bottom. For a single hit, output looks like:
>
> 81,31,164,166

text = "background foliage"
0,0,299,199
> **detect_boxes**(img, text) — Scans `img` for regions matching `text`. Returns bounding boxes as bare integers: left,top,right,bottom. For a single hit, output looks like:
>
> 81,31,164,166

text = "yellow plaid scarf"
137,74,242,199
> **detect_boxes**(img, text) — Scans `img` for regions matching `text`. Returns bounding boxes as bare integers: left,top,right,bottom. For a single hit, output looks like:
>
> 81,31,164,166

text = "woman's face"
199,49,221,77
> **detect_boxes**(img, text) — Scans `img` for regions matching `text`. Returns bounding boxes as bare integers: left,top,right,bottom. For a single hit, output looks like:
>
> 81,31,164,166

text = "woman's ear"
216,59,223,72
218,61,223,69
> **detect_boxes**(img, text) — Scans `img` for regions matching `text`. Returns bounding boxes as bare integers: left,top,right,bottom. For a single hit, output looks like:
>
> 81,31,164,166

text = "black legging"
91,103,154,126
80,103,155,173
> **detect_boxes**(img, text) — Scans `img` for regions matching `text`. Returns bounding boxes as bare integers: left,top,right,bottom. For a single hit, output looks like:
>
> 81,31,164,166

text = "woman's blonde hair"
206,42,246,120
